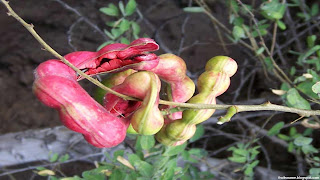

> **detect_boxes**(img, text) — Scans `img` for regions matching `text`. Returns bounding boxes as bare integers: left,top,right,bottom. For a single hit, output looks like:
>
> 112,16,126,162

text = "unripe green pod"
165,121,196,141
156,124,196,146
156,56,237,146
104,71,164,135
127,124,138,134
150,54,195,122
94,69,136,104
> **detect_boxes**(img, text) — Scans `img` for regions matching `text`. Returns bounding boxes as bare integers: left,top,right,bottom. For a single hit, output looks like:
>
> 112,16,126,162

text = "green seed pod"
104,71,164,135
94,69,136,104
156,56,237,146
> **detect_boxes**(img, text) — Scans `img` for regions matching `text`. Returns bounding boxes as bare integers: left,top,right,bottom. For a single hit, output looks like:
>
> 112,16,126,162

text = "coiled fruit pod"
155,56,237,146
104,71,164,135
33,38,160,148
33,60,130,148
150,54,195,122
94,69,136,104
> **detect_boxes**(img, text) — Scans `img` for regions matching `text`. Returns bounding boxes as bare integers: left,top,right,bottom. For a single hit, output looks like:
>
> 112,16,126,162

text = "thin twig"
67,17,83,51
236,0,293,85
53,0,108,41
270,22,278,56
195,0,254,51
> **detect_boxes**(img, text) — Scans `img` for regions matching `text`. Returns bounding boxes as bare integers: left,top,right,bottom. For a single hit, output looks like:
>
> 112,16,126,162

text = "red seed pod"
33,38,160,148
33,60,130,148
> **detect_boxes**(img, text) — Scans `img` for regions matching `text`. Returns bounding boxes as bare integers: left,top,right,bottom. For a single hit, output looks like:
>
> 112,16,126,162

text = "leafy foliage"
98,0,141,50
228,142,260,178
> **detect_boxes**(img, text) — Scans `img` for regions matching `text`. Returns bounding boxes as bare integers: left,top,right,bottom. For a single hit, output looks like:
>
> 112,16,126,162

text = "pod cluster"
33,38,202,148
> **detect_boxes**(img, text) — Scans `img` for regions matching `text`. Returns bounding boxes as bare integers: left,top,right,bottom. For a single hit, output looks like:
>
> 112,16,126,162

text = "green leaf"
188,148,207,158
307,35,317,48
281,82,290,91
110,169,126,180
104,29,115,40
183,7,205,13
131,22,140,39
294,136,313,146
249,160,260,168
255,47,265,55
124,172,139,180
252,29,268,38
310,168,320,177
113,150,125,161
289,127,297,136
297,81,319,99
268,121,284,136
163,166,175,180
232,26,245,41
286,88,311,110
311,3,319,16
244,167,254,176
182,151,198,163
229,0,239,13
163,143,187,156
303,128,313,136
120,37,130,44
162,158,177,179
260,0,286,20
288,142,294,152
297,12,310,20
119,1,126,16
276,20,286,30
111,28,123,39
128,154,141,165
139,135,155,150
298,45,320,65
232,17,244,26
293,76,307,84
125,0,137,16
278,134,290,141
50,176,59,180
60,177,82,180
119,19,130,32
59,154,69,163
189,124,204,142
100,4,119,17
106,21,116,28
313,157,320,166
308,69,320,81
49,153,59,162
250,150,260,160
302,144,319,154
82,167,106,180
228,156,247,163
290,66,296,76
312,82,320,98
264,57,273,71
134,161,153,177
233,149,249,157
36,167,46,171
104,152,112,161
